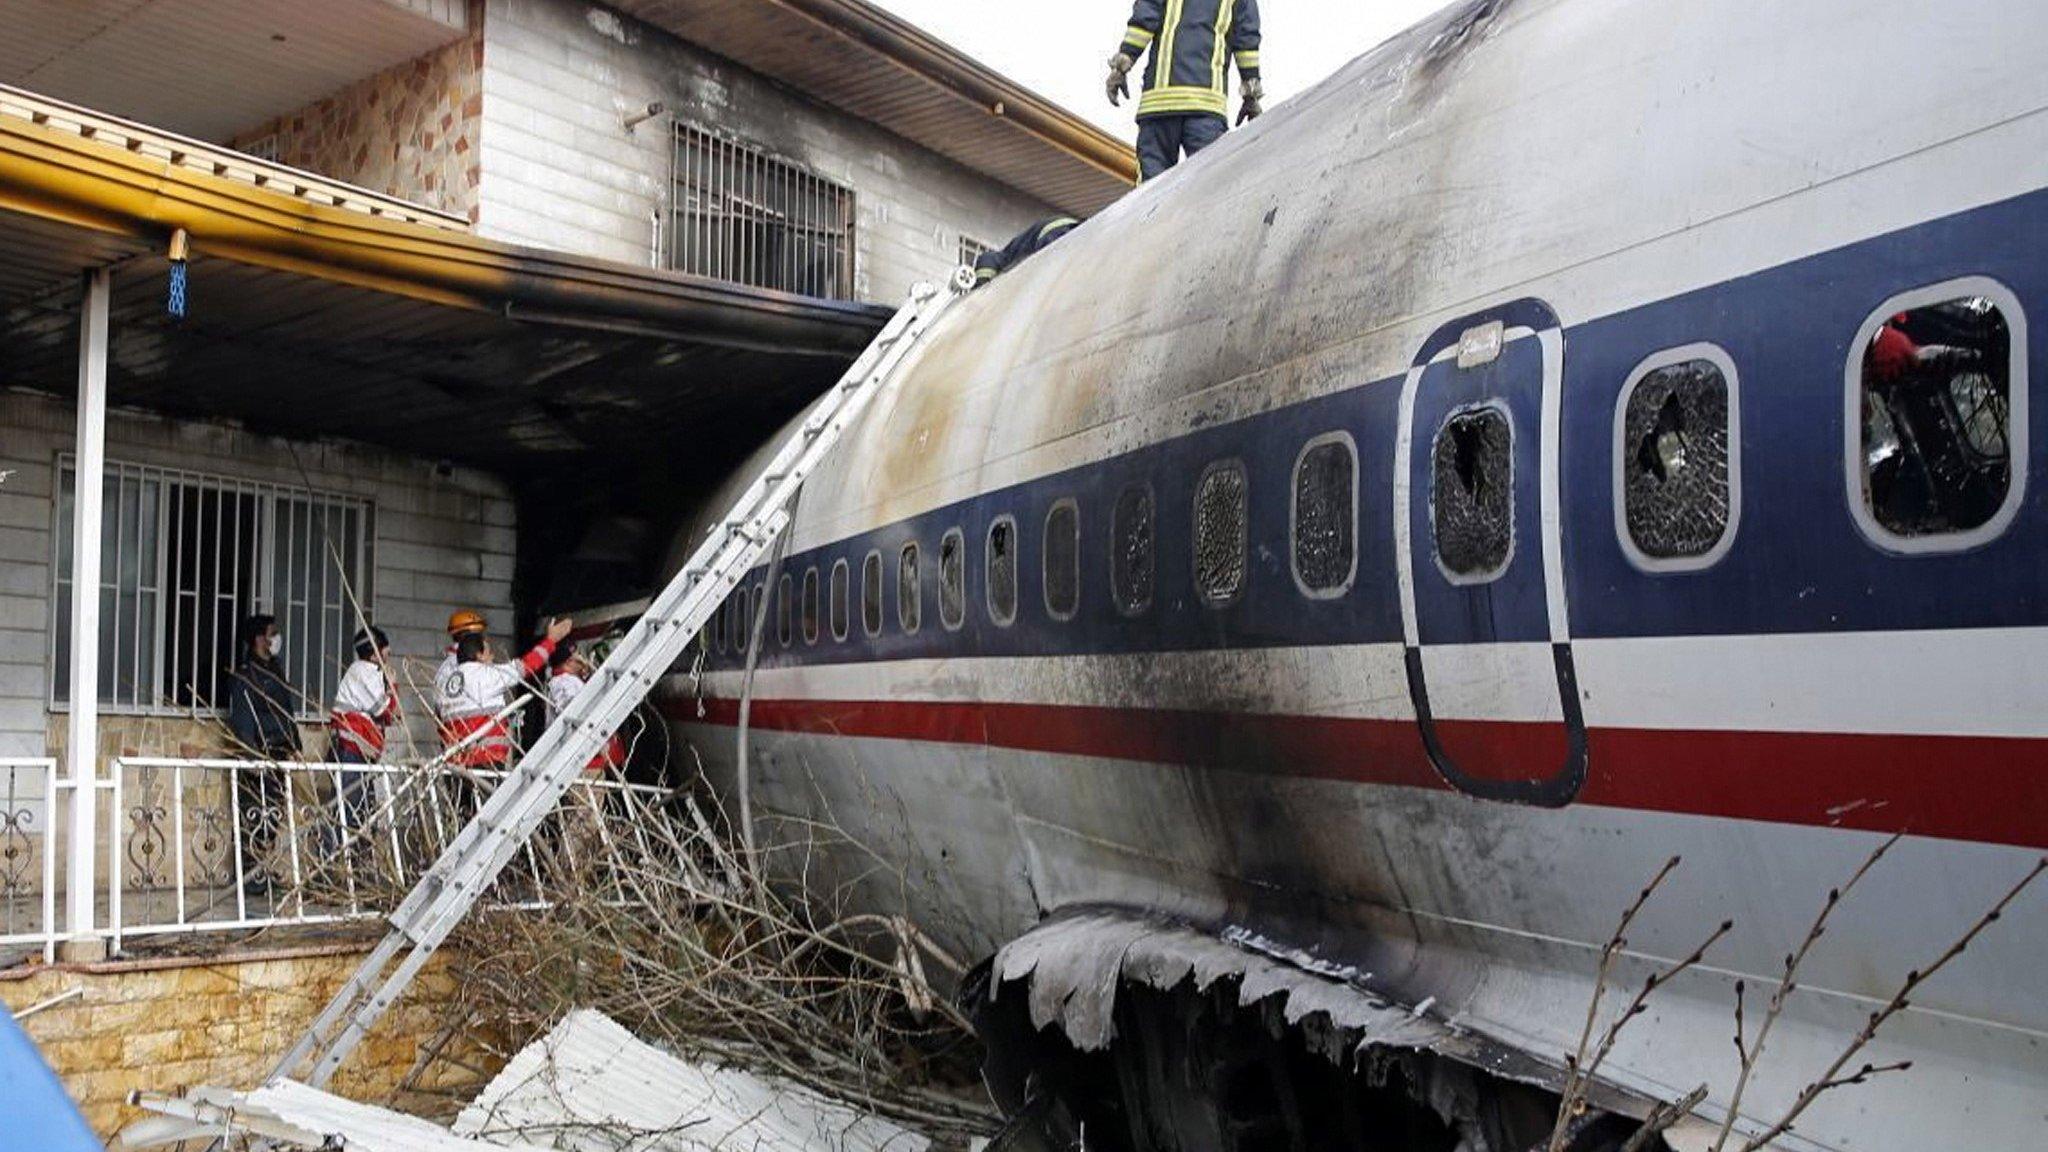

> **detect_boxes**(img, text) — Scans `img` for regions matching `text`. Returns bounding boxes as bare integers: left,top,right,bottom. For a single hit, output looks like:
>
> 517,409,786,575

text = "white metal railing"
0,82,470,232
0,759,58,962
108,758,658,946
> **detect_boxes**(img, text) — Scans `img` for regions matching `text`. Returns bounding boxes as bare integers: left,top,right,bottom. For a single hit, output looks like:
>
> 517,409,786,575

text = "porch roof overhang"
0,95,889,481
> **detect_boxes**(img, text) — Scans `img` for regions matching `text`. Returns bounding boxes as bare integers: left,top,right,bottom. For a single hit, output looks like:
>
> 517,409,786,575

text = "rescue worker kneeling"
435,616,573,815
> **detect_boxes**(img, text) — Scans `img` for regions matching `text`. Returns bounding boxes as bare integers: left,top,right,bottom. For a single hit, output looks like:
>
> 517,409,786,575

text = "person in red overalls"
434,617,572,818
546,641,625,778
329,625,399,841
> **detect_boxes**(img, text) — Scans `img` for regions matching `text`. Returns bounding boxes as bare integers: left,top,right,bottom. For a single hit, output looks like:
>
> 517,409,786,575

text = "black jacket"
973,217,1079,285
228,657,302,757
1116,0,1261,120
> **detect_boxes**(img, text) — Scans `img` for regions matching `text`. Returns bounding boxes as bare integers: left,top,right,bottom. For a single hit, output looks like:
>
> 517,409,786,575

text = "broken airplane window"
1111,483,1155,615
830,559,850,642
940,529,965,630
1621,354,1734,567
1293,436,1356,595
898,542,921,634
1859,290,2016,543
1431,407,1513,580
862,551,883,637
987,517,1018,626
777,573,792,646
1195,460,1248,605
731,587,748,651
802,567,820,645
1044,500,1079,620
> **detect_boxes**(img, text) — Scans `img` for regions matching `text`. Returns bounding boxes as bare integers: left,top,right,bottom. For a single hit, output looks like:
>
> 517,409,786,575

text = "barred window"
671,123,855,299
898,542,921,634
53,459,373,718
862,551,883,638
1194,461,1248,605
1111,483,1155,616
986,517,1017,626
959,234,992,268
830,559,850,642
939,529,965,631
1043,500,1079,621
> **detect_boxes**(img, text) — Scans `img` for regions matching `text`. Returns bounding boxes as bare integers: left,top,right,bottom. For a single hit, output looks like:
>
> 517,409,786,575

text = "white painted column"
65,267,110,952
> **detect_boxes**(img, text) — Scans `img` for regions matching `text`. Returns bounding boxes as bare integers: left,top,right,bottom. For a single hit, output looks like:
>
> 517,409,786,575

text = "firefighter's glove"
1106,53,1134,106
1237,77,1265,125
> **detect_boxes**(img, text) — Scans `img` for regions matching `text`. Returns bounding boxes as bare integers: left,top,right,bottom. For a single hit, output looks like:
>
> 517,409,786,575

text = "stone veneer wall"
230,20,484,222
0,944,497,1138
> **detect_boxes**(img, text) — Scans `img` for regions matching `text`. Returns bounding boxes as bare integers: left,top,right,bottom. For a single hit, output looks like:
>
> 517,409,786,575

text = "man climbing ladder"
1107,0,1264,181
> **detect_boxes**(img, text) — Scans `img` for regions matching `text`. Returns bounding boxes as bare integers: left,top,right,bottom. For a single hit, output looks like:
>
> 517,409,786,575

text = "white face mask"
268,634,284,658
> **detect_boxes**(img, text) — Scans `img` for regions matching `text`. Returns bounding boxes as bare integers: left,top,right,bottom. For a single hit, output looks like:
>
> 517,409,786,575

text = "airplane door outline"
1392,298,1588,807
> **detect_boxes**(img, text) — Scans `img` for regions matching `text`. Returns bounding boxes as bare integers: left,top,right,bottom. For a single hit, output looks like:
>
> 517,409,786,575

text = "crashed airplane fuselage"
654,0,2048,1147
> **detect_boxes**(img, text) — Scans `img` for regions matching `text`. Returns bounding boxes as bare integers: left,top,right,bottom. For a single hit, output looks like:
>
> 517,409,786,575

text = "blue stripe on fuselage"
706,185,2048,671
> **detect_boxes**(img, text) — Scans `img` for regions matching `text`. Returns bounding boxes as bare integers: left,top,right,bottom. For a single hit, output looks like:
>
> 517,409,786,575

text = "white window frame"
830,558,851,642
861,550,884,639
1290,432,1359,600
985,515,1019,627
48,456,374,720
1612,343,1743,574
897,542,921,635
938,528,966,632
1844,276,2028,555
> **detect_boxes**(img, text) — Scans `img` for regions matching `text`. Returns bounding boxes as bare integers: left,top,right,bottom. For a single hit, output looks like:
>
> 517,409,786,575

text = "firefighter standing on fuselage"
1107,0,1263,181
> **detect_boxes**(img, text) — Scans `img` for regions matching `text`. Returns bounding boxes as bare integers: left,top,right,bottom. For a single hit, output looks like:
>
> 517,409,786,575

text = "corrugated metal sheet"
0,0,468,142
454,1010,932,1152
125,1080,553,1151
609,0,1136,217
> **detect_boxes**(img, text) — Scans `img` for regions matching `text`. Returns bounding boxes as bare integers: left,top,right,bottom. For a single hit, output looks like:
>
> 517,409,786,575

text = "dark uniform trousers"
1137,113,1229,181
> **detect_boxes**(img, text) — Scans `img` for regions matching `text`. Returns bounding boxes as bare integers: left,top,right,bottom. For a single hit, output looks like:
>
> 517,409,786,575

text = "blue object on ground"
0,1004,102,1151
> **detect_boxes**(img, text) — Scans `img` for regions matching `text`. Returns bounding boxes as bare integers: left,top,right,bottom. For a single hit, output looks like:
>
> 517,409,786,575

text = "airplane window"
1111,482,1155,615
830,559,850,642
987,516,1018,626
777,573,792,646
712,601,726,655
753,581,766,646
1431,408,1512,581
1293,435,1356,595
1858,288,2018,544
1044,500,1079,620
1195,460,1248,605
940,529,965,630
862,551,883,638
1619,350,1736,569
898,542,921,634
802,566,819,644
730,587,747,651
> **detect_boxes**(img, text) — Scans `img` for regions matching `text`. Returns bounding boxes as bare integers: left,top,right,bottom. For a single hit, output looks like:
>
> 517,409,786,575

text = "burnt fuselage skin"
659,2,2048,1148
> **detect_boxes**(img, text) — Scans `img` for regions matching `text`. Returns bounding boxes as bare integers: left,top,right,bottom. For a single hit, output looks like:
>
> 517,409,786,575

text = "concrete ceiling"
0,0,468,142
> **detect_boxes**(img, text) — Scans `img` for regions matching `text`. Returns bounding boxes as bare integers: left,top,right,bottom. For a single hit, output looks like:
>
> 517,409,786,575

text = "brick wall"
474,0,1052,303
0,944,496,1137
231,17,484,222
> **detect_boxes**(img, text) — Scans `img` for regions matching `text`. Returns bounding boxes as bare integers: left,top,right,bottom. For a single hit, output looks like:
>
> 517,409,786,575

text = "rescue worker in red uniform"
436,609,489,694
329,625,399,843
546,641,625,777
435,616,573,770
1107,0,1263,181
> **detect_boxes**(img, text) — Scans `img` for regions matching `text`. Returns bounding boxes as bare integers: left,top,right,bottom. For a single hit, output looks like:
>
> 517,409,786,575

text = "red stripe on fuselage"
669,696,2048,850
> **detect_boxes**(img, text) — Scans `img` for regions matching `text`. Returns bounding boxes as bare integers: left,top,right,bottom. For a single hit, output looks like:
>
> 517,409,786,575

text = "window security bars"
670,123,856,299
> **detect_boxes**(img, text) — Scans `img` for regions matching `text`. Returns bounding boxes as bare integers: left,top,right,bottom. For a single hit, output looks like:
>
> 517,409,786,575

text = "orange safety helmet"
446,609,488,637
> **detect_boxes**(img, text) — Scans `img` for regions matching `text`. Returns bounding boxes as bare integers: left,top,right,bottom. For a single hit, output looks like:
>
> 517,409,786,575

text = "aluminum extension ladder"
272,275,969,1087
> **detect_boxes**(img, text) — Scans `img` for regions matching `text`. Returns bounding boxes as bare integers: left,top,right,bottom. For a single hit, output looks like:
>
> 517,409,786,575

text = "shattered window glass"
1044,501,1079,619
1431,408,1512,579
1861,296,2013,537
801,567,819,645
1195,461,1248,605
711,601,725,655
1293,439,1355,593
1111,483,1154,615
777,574,792,647
898,543,921,634
730,587,747,652
987,518,1017,626
830,559,850,641
862,552,883,637
1623,359,1731,562
940,529,965,630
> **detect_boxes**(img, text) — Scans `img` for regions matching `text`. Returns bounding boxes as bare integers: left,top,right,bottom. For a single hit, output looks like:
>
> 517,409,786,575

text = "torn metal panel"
453,1009,932,1152
123,1080,548,1151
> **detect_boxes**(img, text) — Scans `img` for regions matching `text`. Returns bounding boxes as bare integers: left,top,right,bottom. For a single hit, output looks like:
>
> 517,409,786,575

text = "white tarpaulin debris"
454,1009,933,1152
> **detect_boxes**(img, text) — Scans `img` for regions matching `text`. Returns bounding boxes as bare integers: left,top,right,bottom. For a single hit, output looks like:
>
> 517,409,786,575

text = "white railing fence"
0,758,118,964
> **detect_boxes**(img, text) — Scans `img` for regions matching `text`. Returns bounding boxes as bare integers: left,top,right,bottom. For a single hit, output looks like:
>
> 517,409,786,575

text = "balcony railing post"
62,267,110,961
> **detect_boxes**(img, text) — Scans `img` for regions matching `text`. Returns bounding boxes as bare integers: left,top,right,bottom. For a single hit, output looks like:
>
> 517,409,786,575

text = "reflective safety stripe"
1155,0,1186,89
1123,25,1154,52
1137,85,1229,117
1234,49,1260,70
1211,0,1234,98
439,712,514,767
